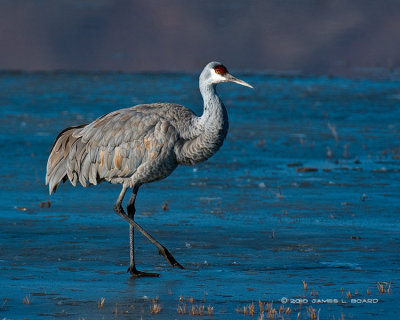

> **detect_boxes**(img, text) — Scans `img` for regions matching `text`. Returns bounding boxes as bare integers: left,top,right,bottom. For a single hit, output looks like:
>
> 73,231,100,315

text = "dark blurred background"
1,0,400,75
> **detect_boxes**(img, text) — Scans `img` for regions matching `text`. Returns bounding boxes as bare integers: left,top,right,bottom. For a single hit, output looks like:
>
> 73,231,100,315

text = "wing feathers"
46,105,184,194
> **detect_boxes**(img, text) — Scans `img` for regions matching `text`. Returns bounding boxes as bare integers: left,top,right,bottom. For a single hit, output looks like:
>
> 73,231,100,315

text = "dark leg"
113,185,184,276
126,186,159,277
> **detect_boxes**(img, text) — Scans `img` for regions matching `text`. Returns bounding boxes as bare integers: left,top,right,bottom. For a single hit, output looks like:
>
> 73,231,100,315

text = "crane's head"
201,61,254,89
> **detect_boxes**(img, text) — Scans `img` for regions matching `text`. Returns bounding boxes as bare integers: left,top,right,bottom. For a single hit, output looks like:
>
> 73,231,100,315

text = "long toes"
128,266,160,278
158,247,184,269
131,272,160,278
169,256,184,269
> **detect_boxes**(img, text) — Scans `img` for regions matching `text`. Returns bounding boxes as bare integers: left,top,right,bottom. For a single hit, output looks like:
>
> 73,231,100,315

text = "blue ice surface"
0,71,399,319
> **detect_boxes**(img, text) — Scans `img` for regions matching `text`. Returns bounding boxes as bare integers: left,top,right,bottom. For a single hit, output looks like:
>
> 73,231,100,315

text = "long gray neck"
175,82,229,165
198,82,227,130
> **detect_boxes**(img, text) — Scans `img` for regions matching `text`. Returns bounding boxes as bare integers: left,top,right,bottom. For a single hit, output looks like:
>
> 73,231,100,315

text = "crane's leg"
113,185,184,277
126,186,159,277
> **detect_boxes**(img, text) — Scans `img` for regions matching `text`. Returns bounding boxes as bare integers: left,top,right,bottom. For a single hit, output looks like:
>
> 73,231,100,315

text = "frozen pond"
0,71,399,319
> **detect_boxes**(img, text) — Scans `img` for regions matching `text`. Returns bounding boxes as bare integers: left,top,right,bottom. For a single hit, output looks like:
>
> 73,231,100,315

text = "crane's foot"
158,246,184,269
128,265,160,278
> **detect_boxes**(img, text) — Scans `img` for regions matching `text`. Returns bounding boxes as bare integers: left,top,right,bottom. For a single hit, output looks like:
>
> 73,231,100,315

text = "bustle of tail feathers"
46,124,87,195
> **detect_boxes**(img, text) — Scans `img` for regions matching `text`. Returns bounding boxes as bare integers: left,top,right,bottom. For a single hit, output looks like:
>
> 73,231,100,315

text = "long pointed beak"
225,73,254,89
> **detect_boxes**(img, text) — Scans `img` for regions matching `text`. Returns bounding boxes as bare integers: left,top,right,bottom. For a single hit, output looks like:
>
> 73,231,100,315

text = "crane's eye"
214,65,228,75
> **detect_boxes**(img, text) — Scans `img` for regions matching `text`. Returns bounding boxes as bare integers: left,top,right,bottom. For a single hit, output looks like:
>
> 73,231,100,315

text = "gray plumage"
45,61,253,277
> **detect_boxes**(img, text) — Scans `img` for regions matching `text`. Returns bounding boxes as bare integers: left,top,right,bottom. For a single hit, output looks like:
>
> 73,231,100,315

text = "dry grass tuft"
266,307,277,319
179,296,196,304
97,297,105,309
258,301,275,313
257,302,278,320
307,306,320,320
235,303,255,315
177,303,214,316
377,282,391,294
207,305,214,316
258,300,264,313
310,289,319,297
190,304,205,315
150,297,161,314
248,302,255,316
278,305,285,315
265,303,273,312
278,305,291,316
177,303,186,314
235,305,248,315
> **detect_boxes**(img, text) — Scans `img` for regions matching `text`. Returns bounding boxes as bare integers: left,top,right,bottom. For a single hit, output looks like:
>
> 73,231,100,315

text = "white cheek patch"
211,70,227,82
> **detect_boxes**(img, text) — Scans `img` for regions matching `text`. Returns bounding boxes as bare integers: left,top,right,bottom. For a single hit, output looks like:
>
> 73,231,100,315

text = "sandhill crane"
46,61,253,277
